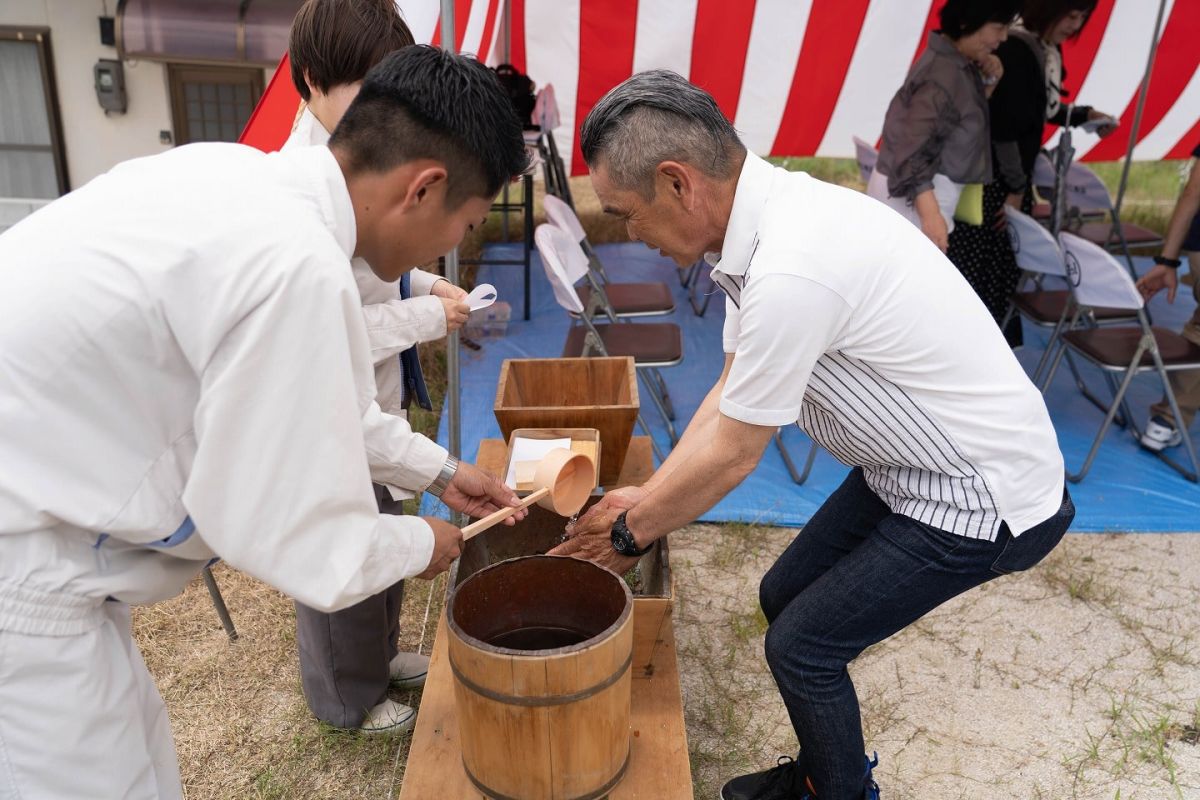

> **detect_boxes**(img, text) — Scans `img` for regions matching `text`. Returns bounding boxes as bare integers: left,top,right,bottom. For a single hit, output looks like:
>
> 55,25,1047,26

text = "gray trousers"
295,484,405,728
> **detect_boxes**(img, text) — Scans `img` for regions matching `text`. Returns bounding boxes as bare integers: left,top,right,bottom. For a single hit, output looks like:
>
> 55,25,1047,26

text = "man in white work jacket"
282,0,486,736
0,46,529,800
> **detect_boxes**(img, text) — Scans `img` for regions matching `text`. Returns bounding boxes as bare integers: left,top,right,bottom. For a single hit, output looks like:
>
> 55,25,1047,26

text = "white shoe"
359,699,416,735
1140,416,1183,452
389,651,430,689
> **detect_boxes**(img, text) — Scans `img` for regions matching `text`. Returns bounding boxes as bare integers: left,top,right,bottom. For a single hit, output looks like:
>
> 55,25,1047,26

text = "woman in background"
869,0,1018,252
949,0,1116,347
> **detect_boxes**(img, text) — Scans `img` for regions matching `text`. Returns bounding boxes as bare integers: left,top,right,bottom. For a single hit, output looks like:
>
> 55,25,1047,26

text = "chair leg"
638,370,678,444
775,430,818,486
1150,354,1200,483
202,565,238,642
1031,310,1071,385
650,368,676,421
1067,350,1144,483
1039,336,1070,392
1066,352,1128,428
637,413,667,463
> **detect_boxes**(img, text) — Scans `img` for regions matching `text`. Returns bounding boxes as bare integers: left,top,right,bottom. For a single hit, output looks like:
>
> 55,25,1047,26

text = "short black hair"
939,0,1021,39
1021,0,1097,38
288,0,414,102
329,46,530,206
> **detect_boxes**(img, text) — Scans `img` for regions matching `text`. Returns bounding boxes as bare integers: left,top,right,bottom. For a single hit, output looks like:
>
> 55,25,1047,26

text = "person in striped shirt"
554,70,1074,800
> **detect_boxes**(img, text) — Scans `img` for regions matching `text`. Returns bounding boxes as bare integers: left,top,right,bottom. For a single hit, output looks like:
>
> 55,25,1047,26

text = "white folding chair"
852,136,878,185
531,84,573,209
542,194,676,319
1002,208,1137,391
1038,152,1161,271
535,224,683,459
1040,233,1200,482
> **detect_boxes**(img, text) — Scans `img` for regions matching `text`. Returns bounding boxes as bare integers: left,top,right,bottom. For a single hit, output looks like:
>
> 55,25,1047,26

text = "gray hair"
580,70,744,199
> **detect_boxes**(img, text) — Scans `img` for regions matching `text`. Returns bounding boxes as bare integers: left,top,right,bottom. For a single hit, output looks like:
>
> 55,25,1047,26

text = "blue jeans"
759,468,1074,800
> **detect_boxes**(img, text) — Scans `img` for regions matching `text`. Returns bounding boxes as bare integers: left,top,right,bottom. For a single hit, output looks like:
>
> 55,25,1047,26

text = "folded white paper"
467,283,498,311
504,436,571,488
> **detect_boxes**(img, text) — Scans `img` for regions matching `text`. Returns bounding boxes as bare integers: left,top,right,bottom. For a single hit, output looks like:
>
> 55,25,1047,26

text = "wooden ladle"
461,448,596,540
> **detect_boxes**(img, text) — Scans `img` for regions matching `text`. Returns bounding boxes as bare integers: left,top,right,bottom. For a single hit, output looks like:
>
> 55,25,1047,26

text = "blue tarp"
422,242,1200,532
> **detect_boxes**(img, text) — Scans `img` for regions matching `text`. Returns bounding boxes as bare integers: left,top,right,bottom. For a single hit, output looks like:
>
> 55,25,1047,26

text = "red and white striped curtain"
243,0,1200,174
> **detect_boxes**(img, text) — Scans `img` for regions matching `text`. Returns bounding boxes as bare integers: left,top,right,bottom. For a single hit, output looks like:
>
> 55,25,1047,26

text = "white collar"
276,145,356,260
706,152,776,278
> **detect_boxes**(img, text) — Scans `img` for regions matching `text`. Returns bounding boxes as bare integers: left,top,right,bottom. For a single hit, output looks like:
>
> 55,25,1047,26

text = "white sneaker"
359,699,416,735
1140,416,1183,452
389,651,430,689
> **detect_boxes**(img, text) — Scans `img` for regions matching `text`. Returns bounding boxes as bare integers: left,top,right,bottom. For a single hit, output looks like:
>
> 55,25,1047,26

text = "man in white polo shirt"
553,71,1073,800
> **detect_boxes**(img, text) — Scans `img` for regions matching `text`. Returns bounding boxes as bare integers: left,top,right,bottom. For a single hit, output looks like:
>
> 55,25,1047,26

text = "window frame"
0,26,70,196
166,63,265,146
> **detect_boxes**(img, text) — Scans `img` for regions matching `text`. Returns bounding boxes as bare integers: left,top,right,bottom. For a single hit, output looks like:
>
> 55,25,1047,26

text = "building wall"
1,0,273,213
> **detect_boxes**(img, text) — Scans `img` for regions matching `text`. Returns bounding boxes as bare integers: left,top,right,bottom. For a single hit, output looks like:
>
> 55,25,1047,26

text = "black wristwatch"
611,511,653,557
1155,255,1183,269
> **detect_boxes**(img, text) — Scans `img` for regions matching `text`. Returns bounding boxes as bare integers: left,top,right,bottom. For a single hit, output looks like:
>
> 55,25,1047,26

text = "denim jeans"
759,468,1074,800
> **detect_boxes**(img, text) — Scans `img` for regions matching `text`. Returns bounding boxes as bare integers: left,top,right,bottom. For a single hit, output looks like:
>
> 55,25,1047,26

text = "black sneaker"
720,756,813,800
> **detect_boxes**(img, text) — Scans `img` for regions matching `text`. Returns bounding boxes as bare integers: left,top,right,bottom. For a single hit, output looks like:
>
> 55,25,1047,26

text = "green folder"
953,183,984,226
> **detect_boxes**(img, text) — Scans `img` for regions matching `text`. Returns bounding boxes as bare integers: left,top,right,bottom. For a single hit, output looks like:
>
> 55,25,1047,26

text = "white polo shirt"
713,153,1064,540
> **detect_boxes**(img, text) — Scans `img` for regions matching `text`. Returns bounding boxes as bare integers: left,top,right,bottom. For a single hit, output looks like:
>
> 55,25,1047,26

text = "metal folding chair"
851,136,877,185
542,194,676,320
1036,149,1162,276
531,85,574,209
774,425,819,485
1001,208,1138,416
535,224,683,461
1040,232,1200,482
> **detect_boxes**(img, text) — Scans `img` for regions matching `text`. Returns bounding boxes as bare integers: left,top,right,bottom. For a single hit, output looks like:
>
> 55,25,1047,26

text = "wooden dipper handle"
461,487,550,540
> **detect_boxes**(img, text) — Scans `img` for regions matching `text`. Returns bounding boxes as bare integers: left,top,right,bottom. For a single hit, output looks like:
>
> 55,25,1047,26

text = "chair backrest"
852,136,877,184
1059,232,1142,311
534,223,589,313
1032,151,1056,195
1061,160,1114,214
543,193,587,244
1006,207,1065,277
534,83,560,131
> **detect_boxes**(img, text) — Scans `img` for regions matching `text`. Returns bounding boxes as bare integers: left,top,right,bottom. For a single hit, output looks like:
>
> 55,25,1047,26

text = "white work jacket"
0,143,435,626
286,110,448,498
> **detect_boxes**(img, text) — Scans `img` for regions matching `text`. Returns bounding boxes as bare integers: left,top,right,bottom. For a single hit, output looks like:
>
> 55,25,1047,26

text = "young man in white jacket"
0,46,529,799
282,0,498,734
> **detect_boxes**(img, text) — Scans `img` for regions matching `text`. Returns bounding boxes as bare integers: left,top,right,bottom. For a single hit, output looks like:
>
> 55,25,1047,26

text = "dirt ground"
136,527,1200,800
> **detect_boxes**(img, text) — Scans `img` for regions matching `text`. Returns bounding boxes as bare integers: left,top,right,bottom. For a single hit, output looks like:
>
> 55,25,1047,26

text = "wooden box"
494,357,638,485
450,496,674,678
504,427,601,493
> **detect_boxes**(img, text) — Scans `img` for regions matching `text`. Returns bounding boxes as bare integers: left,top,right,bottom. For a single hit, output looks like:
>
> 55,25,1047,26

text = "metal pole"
501,0,511,65
1113,0,1167,217
441,1,462,478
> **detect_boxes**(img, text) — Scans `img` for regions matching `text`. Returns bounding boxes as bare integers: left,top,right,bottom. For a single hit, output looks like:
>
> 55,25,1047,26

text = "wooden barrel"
447,555,634,800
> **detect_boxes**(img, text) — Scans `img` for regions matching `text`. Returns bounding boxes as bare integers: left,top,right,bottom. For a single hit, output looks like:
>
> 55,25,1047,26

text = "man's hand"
1005,192,1023,210
565,486,647,538
1136,263,1178,304
548,501,640,576
416,517,463,579
437,296,470,332
439,462,528,524
431,279,468,302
